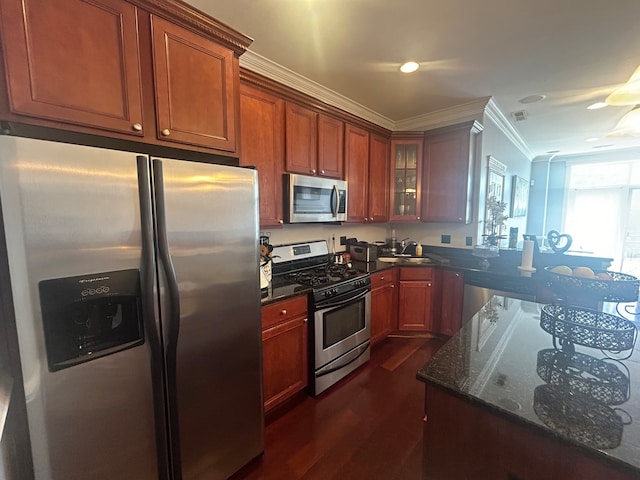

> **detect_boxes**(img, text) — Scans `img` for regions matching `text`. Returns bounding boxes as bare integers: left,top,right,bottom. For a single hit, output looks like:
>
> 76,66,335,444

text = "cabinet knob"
381,276,385,280
417,216,421,220
391,284,395,288
427,282,432,287
280,309,287,315
321,170,325,174
311,169,316,174
161,128,171,136
458,217,463,221
132,123,143,132
278,219,284,224
304,318,308,323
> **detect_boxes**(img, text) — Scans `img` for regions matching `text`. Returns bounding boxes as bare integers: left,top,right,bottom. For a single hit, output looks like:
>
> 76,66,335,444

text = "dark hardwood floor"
233,335,446,480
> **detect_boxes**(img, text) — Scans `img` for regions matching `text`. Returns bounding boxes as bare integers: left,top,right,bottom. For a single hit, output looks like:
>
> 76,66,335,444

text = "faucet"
400,238,417,254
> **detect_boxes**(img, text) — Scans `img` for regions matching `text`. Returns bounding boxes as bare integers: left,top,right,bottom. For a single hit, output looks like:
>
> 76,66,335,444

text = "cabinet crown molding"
132,0,253,54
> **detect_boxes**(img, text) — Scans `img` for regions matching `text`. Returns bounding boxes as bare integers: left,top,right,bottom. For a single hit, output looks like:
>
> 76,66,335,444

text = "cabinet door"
438,270,464,336
368,134,390,223
370,272,397,345
317,114,344,179
345,123,370,223
422,122,480,223
285,103,318,175
151,15,237,151
0,0,144,135
240,85,285,227
390,138,423,221
262,296,308,413
398,279,433,330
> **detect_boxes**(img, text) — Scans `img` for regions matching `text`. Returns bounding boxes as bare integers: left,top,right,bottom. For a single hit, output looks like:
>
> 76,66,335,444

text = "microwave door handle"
332,185,339,217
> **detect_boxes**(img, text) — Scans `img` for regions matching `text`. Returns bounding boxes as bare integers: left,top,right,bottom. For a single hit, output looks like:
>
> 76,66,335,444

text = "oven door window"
323,299,366,349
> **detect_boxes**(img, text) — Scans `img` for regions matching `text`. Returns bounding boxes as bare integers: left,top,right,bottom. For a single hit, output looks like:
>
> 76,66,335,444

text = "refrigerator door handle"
151,158,183,477
136,155,171,480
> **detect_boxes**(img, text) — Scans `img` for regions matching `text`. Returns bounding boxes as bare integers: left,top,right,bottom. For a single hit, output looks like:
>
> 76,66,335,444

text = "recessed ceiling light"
587,102,608,110
400,61,420,73
586,137,599,142
518,94,546,104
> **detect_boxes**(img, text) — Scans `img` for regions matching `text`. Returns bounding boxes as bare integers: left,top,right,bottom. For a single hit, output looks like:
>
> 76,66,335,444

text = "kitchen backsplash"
261,222,478,250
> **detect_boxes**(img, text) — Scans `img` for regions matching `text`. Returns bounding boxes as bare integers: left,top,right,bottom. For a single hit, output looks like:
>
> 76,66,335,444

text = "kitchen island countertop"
417,295,640,477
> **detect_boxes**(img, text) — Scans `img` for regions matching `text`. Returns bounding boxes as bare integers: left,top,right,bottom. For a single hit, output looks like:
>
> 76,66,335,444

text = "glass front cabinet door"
390,136,423,221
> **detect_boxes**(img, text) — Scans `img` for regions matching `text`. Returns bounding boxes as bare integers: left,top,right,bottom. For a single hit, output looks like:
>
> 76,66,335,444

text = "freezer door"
0,137,162,480
153,158,263,480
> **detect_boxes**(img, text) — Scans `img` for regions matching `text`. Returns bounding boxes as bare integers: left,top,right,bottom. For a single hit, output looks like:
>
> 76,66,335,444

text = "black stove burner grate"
286,262,363,288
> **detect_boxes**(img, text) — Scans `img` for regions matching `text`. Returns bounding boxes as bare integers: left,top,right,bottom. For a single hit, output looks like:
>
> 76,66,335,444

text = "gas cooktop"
271,240,368,291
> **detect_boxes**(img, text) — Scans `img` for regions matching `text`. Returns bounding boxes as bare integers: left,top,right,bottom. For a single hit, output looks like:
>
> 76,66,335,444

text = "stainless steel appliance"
283,173,347,223
271,241,370,395
0,136,264,480
347,241,380,262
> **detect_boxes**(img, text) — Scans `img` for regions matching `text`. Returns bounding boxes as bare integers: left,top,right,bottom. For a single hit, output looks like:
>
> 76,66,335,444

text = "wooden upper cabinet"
0,0,144,136
317,114,344,179
239,84,285,227
344,123,370,223
285,103,318,175
368,133,390,222
151,15,237,152
389,135,424,222
0,0,251,155
422,121,483,223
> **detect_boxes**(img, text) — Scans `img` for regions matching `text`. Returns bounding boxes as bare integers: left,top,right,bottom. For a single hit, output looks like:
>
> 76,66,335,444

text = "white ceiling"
188,0,640,159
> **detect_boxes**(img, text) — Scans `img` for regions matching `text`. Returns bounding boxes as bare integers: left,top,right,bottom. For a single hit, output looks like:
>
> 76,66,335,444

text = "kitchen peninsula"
417,296,640,479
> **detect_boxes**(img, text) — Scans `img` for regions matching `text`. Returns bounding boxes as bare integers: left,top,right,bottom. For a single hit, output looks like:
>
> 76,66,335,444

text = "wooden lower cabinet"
397,267,434,331
370,269,397,345
261,295,308,413
435,269,464,336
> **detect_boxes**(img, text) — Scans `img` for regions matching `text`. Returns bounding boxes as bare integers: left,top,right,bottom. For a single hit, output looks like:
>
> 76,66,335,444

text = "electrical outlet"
466,236,473,246
441,234,451,244
340,236,347,245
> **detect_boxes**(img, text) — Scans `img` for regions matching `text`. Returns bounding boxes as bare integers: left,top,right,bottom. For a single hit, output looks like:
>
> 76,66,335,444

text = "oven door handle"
315,287,370,310
316,341,370,377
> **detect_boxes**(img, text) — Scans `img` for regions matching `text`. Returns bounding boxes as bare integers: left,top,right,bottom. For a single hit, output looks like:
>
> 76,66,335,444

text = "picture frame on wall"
511,175,529,217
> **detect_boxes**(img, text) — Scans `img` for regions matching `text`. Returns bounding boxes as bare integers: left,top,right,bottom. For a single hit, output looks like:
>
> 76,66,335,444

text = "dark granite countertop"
260,281,311,305
417,295,640,474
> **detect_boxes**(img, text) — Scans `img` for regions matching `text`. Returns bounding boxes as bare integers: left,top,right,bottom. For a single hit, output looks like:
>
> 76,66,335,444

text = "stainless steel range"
271,240,371,395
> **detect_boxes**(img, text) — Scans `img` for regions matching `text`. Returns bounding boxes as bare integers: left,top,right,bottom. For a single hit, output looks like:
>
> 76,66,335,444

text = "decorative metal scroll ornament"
547,230,572,253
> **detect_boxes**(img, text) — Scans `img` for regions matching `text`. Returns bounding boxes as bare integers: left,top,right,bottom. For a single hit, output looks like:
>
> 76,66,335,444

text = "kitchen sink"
378,256,434,264
378,257,405,263
404,257,434,264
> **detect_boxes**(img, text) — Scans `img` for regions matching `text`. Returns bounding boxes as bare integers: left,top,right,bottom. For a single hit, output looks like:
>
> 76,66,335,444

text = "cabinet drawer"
370,269,395,289
262,295,308,329
399,266,433,281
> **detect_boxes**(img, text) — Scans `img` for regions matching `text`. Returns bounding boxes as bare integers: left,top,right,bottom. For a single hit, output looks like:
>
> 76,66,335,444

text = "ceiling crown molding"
240,51,395,130
394,97,489,131
485,98,535,160
241,50,535,159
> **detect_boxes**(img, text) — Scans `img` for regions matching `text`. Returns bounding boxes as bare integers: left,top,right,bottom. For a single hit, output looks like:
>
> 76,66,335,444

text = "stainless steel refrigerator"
0,135,264,480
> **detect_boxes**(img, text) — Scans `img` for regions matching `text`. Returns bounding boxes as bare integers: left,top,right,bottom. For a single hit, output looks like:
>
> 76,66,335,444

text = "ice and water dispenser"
38,269,144,371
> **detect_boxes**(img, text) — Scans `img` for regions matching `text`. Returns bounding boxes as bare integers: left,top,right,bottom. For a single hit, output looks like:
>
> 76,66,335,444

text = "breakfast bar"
417,295,640,479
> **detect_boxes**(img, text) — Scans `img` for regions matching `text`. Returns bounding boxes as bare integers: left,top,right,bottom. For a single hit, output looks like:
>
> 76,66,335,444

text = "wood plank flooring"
232,336,446,480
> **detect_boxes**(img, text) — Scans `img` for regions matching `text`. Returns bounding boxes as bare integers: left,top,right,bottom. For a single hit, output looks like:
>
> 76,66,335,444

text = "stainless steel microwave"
284,173,347,223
